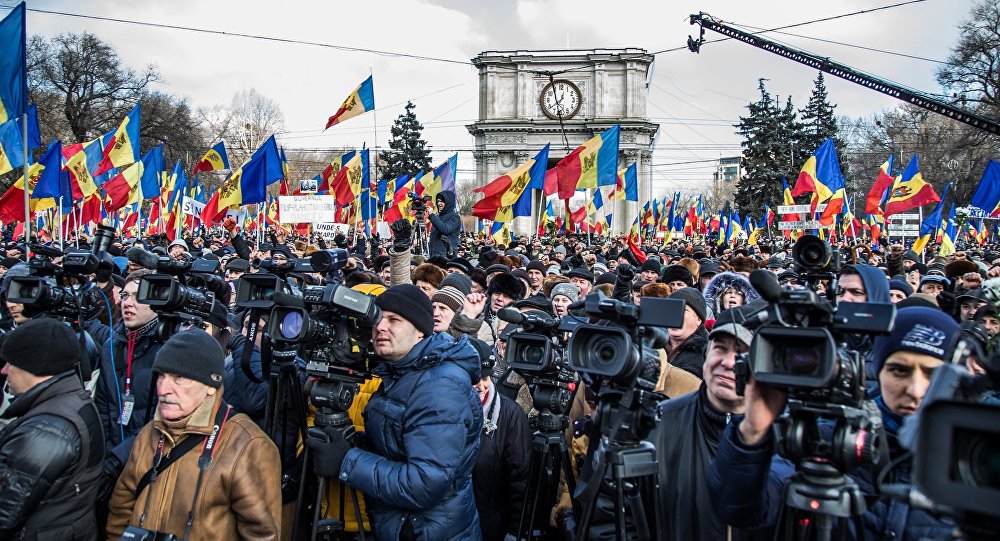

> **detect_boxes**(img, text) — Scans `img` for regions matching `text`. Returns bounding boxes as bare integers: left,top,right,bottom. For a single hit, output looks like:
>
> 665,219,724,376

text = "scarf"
875,395,903,435
482,386,501,437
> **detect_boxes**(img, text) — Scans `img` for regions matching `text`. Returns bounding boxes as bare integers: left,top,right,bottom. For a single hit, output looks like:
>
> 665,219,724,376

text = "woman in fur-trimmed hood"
702,271,761,320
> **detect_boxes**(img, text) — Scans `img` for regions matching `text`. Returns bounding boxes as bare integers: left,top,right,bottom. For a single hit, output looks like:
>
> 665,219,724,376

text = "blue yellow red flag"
192,140,230,175
96,103,141,176
555,125,620,199
472,145,548,222
884,154,940,217
792,138,844,204
325,75,375,129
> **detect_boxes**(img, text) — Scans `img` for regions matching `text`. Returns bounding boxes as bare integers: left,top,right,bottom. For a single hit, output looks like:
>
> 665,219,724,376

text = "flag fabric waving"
416,154,458,199
792,138,845,209
969,160,1000,217
865,154,895,215
332,151,365,206
201,135,281,224
473,144,549,222
0,117,25,175
325,75,375,130
95,103,141,176
912,182,949,254
0,140,61,222
555,125,620,200
191,140,230,174
884,154,940,217
0,3,27,124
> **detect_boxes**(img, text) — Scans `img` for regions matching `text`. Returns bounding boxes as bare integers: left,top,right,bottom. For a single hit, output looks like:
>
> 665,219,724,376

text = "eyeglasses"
120,290,136,302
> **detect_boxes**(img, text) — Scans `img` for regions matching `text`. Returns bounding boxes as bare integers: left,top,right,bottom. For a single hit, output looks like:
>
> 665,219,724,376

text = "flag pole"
58,197,63,251
21,112,29,258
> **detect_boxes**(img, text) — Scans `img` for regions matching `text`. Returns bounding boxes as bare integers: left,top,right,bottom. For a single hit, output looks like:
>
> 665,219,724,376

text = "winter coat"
106,394,282,540
702,271,761,320
0,372,104,541
668,326,709,379
223,337,269,426
709,420,955,541
428,191,462,257
473,391,530,541
93,319,165,467
584,387,768,541
339,333,484,541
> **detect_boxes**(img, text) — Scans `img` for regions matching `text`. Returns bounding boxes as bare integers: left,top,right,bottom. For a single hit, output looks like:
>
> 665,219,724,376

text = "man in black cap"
225,257,250,283
638,259,661,283
662,265,695,291
666,288,709,378
0,318,104,539
525,260,547,297
106,330,281,539
306,284,484,540
565,267,594,297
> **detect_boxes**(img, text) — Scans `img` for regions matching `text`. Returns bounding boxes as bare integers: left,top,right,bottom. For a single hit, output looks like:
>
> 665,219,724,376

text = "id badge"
120,394,135,425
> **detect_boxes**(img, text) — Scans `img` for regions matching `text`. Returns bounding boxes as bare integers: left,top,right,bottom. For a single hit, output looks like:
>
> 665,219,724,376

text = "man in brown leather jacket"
106,330,282,540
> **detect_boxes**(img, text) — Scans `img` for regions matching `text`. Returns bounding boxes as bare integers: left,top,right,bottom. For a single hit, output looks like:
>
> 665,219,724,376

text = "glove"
390,219,412,252
305,426,353,478
98,456,124,503
95,262,113,284
937,290,957,315
616,263,635,283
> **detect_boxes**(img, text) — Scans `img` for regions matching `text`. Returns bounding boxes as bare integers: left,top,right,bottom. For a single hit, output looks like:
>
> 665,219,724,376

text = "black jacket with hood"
429,190,462,257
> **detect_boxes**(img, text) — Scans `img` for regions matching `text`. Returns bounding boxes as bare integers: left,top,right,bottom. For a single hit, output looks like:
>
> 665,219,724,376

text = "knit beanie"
440,272,473,296
152,330,225,388
669,287,707,323
661,265,695,287
550,282,580,303
432,285,466,314
1,318,81,376
888,278,913,297
375,284,434,336
871,307,959,375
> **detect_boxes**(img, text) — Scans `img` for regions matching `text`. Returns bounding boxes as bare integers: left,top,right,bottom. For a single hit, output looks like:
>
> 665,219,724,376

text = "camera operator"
709,307,960,541
106,330,282,540
429,191,462,258
0,319,105,540
93,269,165,498
582,305,759,541
305,284,484,540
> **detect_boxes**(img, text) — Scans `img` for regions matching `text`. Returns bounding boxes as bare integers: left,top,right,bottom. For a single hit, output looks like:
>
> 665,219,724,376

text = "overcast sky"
17,0,973,198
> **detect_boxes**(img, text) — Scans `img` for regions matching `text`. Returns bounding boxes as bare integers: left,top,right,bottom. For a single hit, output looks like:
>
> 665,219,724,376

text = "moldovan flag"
865,154,895,215
627,217,647,263
473,144,549,222
939,203,958,257
0,117,25,175
0,140,61,223
62,140,101,199
191,140,230,174
325,75,374,130
201,135,281,224
102,160,145,213
0,2,27,124
416,154,458,199
912,182,949,254
884,154,940,217
968,160,1000,217
792,138,844,210
95,103,141,175
319,150,357,194
383,174,415,223
332,151,364,206
555,125,620,200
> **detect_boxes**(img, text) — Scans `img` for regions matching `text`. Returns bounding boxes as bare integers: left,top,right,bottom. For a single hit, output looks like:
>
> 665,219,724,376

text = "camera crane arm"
688,12,1000,136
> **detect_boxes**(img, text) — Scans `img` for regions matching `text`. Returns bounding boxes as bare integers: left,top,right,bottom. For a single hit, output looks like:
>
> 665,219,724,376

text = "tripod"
292,376,368,541
572,388,662,541
516,409,578,541
412,210,429,257
773,461,867,541
262,347,310,501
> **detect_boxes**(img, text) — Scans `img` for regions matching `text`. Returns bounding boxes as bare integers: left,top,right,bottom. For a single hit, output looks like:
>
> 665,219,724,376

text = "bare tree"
223,88,286,166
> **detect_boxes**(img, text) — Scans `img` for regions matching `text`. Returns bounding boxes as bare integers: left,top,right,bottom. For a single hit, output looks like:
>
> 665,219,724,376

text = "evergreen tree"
799,73,839,153
382,101,432,179
734,80,804,218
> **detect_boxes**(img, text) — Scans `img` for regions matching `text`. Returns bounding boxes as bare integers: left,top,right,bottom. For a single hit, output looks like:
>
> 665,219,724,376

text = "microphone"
749,269,783,303
126,247,162,270
497,307,525,324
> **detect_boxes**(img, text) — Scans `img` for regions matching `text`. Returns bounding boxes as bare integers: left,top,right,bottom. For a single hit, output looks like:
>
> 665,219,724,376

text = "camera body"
268,283,381,381
120,525,177,541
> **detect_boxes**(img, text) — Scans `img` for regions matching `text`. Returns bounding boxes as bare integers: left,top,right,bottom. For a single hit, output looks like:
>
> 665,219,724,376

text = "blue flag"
0,3,27,123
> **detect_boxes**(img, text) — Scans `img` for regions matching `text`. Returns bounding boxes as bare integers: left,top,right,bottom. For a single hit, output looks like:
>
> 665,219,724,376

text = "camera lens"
592,336,620,368
777,345,820,376
955,428,1000,490
279,311,304,340
523,345,546,365
149,283,171,301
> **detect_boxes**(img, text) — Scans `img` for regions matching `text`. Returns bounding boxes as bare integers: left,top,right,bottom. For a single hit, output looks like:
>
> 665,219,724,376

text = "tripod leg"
350,488,367,541
516,445,547,541
311,477,326,541
292,446,313,541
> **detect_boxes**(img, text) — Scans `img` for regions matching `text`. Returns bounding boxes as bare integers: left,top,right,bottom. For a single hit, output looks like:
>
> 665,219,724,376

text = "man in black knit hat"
306,283,485,540
0,318,104,539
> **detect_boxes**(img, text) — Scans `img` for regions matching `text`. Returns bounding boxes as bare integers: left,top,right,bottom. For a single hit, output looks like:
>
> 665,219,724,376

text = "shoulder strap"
134,402,231,497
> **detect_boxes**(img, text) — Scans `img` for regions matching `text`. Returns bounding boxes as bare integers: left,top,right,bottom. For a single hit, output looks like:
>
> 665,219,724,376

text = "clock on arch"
539,79,582,120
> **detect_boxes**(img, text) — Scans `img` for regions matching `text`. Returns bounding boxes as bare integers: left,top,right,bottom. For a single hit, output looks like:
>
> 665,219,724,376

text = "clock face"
540,80,582,120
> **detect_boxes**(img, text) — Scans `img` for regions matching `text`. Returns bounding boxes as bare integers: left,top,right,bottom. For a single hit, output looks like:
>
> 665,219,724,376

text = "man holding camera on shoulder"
106,329,281,540
306,284,484,540
709,307,960,541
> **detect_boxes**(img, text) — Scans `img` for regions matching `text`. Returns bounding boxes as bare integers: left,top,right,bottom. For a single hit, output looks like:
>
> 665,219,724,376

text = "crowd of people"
0,190,997,541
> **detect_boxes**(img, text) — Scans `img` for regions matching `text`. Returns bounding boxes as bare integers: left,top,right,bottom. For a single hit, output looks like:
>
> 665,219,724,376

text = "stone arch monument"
467,48,659,235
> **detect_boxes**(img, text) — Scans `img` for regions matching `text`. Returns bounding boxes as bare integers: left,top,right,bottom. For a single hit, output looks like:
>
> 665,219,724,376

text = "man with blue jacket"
429,191,462,258
709,307,960,541
307,284,484,540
